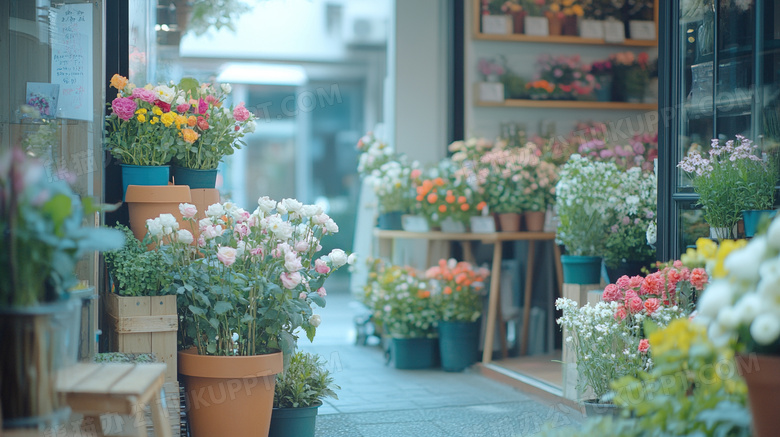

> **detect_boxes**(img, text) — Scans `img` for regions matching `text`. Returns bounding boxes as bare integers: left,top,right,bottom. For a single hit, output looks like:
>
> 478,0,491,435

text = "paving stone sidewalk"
298,289,585,437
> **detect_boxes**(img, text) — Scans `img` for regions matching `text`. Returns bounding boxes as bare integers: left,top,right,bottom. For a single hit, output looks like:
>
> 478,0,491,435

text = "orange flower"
422,180,434,192
181,128,199,144
110,74,128,90
434,177,445,186
438,204,447,213
417,290,430,299
416,194,424,202
476,201,487,211
460,203,470,211
187,116,197,127
427,193,438,204
443,286,453,295
458,196,467,204
445,194,456,204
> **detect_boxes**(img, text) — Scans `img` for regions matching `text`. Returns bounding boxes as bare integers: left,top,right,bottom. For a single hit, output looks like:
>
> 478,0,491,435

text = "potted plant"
589,60,614,102
427,259,490,372
512,143,559,231
147,197,352,437
478,147,525,231
169,78,256,188
678,135,777,239
610,51,651,102
0,148,123,428
501,0,526,34
520,0,550,36
696,216,780,437
370,157,418,230
548,0,585,35
555,154,621,283
480,0,513,35
365,260,439,369
269,351,339,437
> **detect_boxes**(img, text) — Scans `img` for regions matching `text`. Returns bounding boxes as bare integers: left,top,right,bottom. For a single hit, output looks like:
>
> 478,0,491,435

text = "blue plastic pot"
171,165,218,189
437,320,480,372
561,255,603,285
742,210,777,238
377,211,404,230
391,337,438,369
120,164,170,201
268,402,320,437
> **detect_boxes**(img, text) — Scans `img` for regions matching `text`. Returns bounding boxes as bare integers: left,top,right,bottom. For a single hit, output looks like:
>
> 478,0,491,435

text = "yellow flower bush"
680,237,747,278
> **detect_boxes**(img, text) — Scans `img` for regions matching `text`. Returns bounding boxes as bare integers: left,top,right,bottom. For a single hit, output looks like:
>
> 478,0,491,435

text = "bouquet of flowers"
426,259,490,323
678,135,778,230
412,160,486,226
370,157,419,214
147,197,352,357
603,167,657,269
513,144,559,212
356,132,394,176
534,54,597,100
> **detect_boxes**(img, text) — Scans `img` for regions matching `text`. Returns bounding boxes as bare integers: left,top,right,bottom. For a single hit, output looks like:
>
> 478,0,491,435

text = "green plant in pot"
555,154,621,284
0,148,124,428
269,351,340,437
148,197,352,437
105,224,173,297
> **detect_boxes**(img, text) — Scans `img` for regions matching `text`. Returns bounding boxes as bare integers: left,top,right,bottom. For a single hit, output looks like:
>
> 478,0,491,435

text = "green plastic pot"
120,164,170,201
171,165,218,189
391,337,438,369
268,402,321,437
561,255,602,285
437,320,480,372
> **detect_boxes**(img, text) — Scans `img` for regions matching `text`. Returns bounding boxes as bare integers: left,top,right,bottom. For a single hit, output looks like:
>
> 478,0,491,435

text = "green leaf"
311,294,326,308
42,194,73,236
188,305,206,316
214,301,233,315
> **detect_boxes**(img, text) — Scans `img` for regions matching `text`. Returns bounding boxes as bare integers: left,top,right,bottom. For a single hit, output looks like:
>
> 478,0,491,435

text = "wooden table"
373,229,563,363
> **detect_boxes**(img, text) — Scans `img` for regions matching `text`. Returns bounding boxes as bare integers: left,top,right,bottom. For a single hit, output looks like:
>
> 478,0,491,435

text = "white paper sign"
470,216,496,233
629,20,656,40
50,4,93,121
477,82,505,103
579,19,605,39
524,16,549,36
603,20,626,43
482,15,512,35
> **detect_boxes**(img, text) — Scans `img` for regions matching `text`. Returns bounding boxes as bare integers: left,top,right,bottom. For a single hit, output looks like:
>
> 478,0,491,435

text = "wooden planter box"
105,293,178,382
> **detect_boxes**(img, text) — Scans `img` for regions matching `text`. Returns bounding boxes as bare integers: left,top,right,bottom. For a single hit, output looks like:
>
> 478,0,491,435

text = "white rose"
279,198,303,215
697,281,733,319
257,196,277,214
158,213,179,230
269,221,293,240
153,85,176,103
312,213,330,225
244,120,256,134
236,240,247,257
220,83,232,94
716,306,740,330
198,217,213,230
325,219,339,234
202,225,224,240
300,204,322,218
347,253,357,265
328,249,348,267
734,293,764,325
309,314,321,327
175,95,187,106
176,229,194,245
750,313,780,345
724,237,767,283
146,218,163,237
206,203,225,218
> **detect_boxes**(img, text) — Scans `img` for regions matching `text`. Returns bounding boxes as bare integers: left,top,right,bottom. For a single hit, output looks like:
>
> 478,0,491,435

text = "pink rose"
314,259,331,275
627,296,644,313
299,292,307,299
615,276,630,291
628,275,644,289
690,268,708,291
205,95,218,105
638,339,650,353
295,241,309,253
235,223,249,237
179,203,197,219
250,247,264,257
281,272,302,289
202,225,223,240
233,103,251,122
111,97,137,121
602,284,621,302
644,298,660,316
197,236,205,247
317,287,327,297
131,87,156,103
217,246,237,266
176,103,190,113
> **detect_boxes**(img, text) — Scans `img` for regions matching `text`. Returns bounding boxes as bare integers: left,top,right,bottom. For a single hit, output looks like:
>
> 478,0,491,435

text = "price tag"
477,82,505,103
603,20,626,43
579,19,605,39
482,15,512,35
629,20,656,40
524,16,549,36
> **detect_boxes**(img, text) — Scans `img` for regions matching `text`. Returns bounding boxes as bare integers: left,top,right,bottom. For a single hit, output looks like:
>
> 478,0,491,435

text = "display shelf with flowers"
696,216,780,436
610,51,652,102
412,161,485,231
589,59,614,101
547,0,585,36
533,54,598,100
678,135,778,239
500,0,526,34
146,197,352,436
427,259,490,371
1,148,124,427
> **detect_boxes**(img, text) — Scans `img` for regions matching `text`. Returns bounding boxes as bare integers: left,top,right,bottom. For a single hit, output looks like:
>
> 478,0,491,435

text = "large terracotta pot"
524,211,545,232
497,213,521,232
179,348,283,437
741,354,780,437
125,185,192,241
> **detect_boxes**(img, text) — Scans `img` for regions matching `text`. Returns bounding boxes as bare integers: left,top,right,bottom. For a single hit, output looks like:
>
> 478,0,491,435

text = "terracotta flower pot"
524,211,546,232
497,213,521,232
741,354,780,437
125,185,192,242
178,348,283,437
545,12,563,36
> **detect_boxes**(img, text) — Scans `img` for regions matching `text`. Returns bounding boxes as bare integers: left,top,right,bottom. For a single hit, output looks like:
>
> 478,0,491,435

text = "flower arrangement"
105,74,256,169
481,0,507,15
514,144,559,212
413,175,484,227
356,132,394,176
696,217,780,354
370,157,418,214
548,0,585,17
478,58,505,81
555,154,622,256
589,60,613,77
534,54,597,100
426,259,490,323
477,147,528,214
501,0,523,14
273,351,339,409
519,0,548,16
603,167,657,269
610,51,651,102
362,260,437,338
147,197,352,358
678,135,778,230
0,148,124,307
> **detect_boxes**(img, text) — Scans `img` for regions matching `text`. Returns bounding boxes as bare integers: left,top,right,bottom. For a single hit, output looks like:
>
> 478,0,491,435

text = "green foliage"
604,219,656,268
502,70,528,99
274,351,339,409
104,225,173,297
188,0,251,36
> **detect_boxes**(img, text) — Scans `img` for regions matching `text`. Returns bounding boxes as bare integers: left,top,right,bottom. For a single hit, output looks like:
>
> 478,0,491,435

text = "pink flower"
234,223,249,237
205,95,219,105
666,268,682,286
314,259,331,274
202,225,223,240
628,275,644,288
281,272,302,289
690,268,708,291
295,241,309,252
197,236,205,247
640,273,662,296
317,287,327,297
615,306,627,320
299,292,307,299
644,298,660,315
250,247,264,256
196,98,208,115
602,284,622,302
176,103,190,113
131,87,156,103
217,246,237,266
615,276,630,291
627,296,644,313
111,97,137,121
179,203,197,219
673,260,683,269
233,103,251,122
638,339,650,353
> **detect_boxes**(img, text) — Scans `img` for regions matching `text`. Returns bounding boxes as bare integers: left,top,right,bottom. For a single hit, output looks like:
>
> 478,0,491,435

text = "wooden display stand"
105,294,178,383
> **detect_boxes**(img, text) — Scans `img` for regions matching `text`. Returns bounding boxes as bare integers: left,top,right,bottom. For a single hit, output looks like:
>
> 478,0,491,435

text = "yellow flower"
182,128,199,144
563,0,574,6
150,116,159,125
649,319,706,357
161,112,176,127
550,3,560,12
152,106,163,116
696,238,718,260
572,5,584,16
137,114,146,123
712,239,747,278
135,108,147,115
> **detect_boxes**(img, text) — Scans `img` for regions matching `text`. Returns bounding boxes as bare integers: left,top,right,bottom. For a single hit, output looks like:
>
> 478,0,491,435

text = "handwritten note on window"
51,4,93,121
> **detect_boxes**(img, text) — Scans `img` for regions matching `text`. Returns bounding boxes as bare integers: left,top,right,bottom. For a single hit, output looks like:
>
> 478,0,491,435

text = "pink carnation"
673,260,683,269
628,275,644,289
666,268,682,286
111,97,137,121
233,103,251,122
638,339,650,353
644,298,661,315
131,87,156,103
690,268,708,290
640,273,663,296
615,306,627,320
627,296,644,313
625,289,639,302
602,284,622,302
615,276,630,291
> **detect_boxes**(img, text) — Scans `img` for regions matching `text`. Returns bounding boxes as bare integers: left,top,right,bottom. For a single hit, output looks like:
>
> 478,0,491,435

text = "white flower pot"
709,225,737,240
401,215,430,232
440,217,467,233
469,216,496,233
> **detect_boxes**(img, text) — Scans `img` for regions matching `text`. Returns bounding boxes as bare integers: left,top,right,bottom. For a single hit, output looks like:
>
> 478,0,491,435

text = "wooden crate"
105,294,178,382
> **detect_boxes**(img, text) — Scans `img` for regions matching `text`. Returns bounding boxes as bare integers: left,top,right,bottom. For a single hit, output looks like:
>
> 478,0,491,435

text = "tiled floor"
298,288,584,437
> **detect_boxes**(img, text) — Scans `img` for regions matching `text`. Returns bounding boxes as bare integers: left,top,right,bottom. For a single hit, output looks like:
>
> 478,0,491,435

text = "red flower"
615,306,628,320
638,339,650,353
615,276,631,291
640,272,663,296
602,284,622,302
628,275,644,289
154,99,171,112
690,268,708,291
197,116,209,130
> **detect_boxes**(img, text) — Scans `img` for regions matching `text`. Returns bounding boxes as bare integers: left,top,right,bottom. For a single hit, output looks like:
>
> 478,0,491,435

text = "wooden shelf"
473,32,657,47
476,99,658,111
